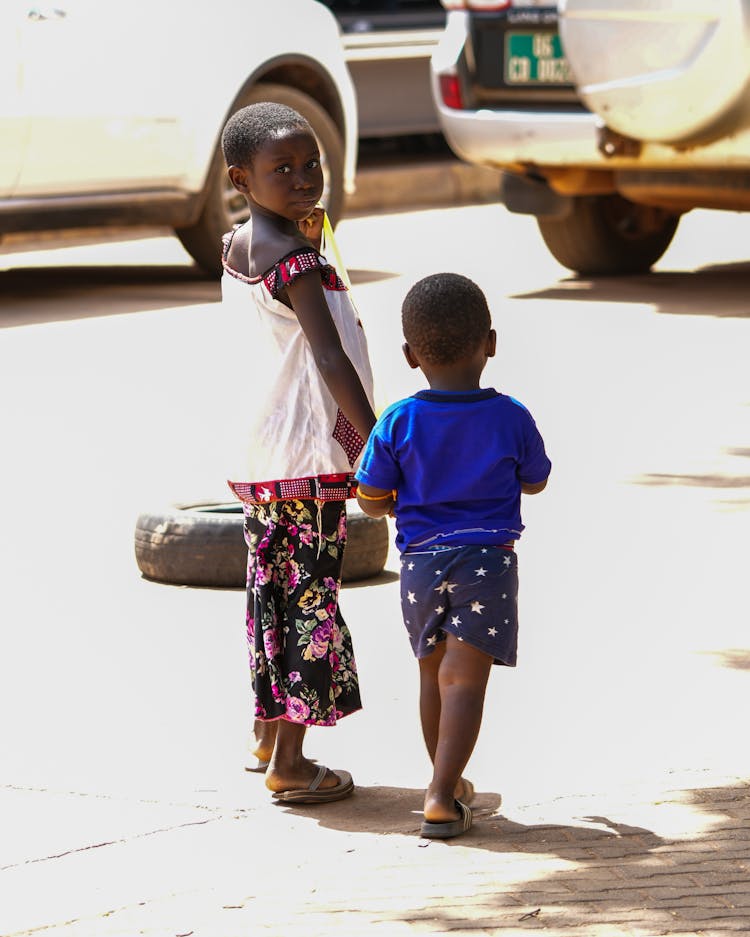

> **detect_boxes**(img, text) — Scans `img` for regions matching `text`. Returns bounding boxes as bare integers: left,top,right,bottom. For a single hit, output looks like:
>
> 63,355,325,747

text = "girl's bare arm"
285,272,376,441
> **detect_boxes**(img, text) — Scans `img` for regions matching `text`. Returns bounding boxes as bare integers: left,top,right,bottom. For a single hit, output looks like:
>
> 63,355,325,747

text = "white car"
0,0,358,275
431,1,750,275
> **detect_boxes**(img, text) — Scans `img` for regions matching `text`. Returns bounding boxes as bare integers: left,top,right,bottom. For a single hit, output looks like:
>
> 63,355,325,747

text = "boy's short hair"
402,273,491,365
221,102,312,168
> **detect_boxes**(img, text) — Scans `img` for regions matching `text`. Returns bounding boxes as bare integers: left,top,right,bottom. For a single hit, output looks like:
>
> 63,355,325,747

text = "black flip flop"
244,758,270,774
271,766,354,804
420,800,473,839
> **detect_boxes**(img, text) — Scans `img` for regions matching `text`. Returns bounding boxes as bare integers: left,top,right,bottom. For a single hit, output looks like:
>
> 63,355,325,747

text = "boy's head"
221,102,312,169
402,273,492,367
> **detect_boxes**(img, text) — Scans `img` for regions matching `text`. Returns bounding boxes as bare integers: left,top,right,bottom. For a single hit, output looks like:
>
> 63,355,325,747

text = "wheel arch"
186,55,357,222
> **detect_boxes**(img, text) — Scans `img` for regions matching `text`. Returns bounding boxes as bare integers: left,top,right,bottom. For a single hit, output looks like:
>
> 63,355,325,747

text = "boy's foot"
455,777,475,805
420,800,473,839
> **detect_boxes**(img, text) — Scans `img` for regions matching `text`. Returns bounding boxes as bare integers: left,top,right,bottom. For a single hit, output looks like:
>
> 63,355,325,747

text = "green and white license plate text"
505,32,572,85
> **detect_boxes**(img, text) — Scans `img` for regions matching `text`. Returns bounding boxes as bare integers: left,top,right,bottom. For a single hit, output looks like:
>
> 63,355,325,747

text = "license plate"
505,32,572,85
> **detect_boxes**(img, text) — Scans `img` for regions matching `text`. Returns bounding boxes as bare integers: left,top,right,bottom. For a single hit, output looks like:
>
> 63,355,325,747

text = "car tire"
176,83,346,277
537,194,680,276
134,502,389,589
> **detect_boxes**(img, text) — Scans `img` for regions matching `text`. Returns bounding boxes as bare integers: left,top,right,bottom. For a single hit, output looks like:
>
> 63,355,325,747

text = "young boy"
355,272,551,838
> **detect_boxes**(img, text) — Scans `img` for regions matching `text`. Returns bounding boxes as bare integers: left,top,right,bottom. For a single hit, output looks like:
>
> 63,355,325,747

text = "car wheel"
537,194,680,276
176,82,346,277
134,502,389,588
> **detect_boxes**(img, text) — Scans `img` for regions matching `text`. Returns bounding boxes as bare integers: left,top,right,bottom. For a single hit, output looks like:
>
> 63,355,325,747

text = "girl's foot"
265,757,347,795
251,718,277,766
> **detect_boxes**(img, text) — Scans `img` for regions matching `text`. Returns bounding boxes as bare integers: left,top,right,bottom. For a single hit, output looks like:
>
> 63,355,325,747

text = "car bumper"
434,101,603,169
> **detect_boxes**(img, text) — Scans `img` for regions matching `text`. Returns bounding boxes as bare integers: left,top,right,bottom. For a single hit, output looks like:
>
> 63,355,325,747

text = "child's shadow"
272,784,664,859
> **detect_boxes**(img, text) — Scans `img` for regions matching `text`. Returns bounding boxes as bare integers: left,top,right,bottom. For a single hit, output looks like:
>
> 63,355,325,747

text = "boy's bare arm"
356,484,395,518
521,478,548,495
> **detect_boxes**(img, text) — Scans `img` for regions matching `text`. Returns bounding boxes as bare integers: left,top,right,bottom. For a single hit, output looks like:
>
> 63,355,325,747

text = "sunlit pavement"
1,199,749,935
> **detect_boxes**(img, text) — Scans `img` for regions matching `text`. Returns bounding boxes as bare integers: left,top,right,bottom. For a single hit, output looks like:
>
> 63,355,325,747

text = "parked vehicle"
430,0,750,275
0,0,358,276
322,0,446,138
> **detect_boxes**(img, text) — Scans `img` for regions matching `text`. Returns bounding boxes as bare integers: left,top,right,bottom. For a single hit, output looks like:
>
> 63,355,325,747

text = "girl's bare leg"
251,718,277,764
264,720,344,793
423,634,493,823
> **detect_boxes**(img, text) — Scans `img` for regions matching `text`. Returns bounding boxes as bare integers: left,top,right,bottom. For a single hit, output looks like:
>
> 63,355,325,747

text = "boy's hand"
298,205,324,250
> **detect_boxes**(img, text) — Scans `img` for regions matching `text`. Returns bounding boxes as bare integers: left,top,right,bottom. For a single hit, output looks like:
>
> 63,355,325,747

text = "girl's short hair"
402,273,491,365
221,102,312,168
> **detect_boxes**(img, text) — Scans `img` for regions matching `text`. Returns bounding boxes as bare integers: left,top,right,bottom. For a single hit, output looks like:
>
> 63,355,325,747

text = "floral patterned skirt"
242,499,361,726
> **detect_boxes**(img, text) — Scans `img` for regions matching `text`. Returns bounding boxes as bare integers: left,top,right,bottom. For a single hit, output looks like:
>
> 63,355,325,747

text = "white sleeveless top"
221,228,375,487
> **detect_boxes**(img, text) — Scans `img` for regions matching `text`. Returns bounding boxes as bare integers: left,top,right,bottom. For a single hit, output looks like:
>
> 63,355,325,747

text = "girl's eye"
307,158,320,170
275,165,291,174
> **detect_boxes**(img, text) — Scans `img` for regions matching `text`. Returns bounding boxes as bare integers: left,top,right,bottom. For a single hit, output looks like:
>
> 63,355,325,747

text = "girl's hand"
298,205,324,250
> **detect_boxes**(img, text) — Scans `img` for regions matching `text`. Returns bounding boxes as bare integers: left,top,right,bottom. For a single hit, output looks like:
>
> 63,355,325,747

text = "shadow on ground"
280,779,750,932
512,261,750,319
629,447,750,509
0,264,401,329
0,265,220,327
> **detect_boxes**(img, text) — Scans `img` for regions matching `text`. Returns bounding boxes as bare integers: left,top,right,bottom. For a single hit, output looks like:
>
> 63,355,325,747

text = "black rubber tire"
134,502,389,588
537,194,680,276
176,83,346,277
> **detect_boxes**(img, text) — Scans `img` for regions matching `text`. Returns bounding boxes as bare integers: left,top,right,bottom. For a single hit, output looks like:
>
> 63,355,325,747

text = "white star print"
435,580,457,594
451,615,462,628
435,569,442,576
503,555,512,567
426,635,438,646
407,591,416,605
481,548,488,554
504,619,510,625
501,593,507,600
488,627,498,637
407,561,415,570
435,605,444,614
470,601,485,614
475,567,487,577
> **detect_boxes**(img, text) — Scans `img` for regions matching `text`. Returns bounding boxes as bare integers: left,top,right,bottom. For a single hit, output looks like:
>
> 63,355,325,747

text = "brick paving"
3,777,749,936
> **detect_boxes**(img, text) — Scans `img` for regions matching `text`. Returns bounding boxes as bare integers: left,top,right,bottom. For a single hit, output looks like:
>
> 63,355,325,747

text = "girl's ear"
486,328,497,359
228,165,250,194
402,342,420,370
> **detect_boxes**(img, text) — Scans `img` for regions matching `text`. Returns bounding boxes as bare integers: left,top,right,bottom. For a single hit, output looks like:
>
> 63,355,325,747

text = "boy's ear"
402,342,420,370
227,165,250,194
486,328,497,358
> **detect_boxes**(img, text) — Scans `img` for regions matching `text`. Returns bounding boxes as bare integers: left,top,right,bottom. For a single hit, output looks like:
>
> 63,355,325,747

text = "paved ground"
1,181,749,936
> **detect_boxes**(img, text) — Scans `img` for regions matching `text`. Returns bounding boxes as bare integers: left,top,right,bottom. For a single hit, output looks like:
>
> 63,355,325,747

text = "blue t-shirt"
356,388,551,552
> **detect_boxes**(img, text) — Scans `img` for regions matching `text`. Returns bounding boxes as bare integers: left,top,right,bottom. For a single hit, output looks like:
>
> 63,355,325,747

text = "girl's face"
243,129,324,221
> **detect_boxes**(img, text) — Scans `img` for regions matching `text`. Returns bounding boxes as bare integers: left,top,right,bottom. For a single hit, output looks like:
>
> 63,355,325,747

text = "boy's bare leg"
264,720,344,793
419,640,481,806
418,640,446,761
251,718,277,764
423,634,493,823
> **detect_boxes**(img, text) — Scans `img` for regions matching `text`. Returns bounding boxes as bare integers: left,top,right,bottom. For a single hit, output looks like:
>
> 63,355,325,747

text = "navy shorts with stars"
400,544,519,666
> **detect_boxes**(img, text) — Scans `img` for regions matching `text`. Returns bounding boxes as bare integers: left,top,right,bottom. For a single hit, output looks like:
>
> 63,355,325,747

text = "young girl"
220,102,376,803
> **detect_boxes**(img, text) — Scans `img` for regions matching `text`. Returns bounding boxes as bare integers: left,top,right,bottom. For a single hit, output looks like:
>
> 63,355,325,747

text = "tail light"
439,74,464,110
440,1,511,9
